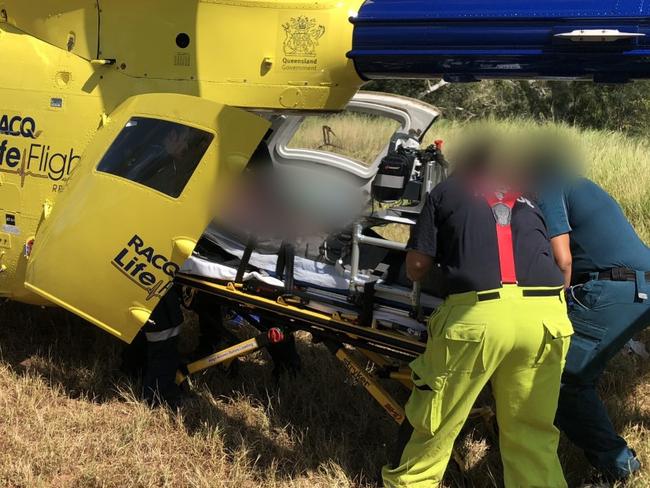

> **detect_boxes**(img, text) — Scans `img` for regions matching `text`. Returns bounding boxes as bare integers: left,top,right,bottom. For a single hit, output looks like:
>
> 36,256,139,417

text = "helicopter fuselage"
0,0,364,322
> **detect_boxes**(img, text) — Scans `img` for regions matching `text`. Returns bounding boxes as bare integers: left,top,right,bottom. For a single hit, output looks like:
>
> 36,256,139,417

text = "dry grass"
0,305,402,488
1,113,650,487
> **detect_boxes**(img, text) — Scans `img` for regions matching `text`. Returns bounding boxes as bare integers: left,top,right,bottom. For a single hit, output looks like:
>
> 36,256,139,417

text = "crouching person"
141,285,184,408
382,143,572,487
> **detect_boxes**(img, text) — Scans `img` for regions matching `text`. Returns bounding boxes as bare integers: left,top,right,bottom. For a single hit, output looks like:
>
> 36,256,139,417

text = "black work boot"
190,299,239,361
268,332,302,379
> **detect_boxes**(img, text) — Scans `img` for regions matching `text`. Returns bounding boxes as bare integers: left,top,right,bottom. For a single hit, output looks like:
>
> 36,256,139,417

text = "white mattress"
186,226,363,290
181,256,285,287
180,227,437,334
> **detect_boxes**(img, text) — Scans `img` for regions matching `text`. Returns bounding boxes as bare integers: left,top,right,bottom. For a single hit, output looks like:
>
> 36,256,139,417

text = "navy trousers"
141,287,184,407
556,273,650,479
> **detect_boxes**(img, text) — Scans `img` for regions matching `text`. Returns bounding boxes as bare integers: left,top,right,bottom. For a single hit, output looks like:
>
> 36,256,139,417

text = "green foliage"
367,80,650,135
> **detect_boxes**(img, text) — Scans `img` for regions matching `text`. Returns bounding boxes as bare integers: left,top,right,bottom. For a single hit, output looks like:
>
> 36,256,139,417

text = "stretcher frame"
175,273,495,474
176,273,415,423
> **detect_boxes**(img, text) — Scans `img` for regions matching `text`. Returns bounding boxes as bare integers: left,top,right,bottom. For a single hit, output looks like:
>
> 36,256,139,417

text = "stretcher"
180,226,439,348
174,223,495,443
176,224,433,369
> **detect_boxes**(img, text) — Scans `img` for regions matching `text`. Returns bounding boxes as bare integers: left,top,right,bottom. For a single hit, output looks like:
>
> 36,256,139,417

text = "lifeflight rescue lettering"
112,235,180,300
0,114,80,182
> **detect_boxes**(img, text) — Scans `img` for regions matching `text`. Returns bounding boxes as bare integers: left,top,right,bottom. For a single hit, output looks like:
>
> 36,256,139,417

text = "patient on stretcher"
180,138,444,340
180,222,442,342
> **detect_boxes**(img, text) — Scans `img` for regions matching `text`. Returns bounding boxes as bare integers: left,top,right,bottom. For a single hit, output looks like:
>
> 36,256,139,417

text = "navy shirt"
408,175,563,295
538,177,650,275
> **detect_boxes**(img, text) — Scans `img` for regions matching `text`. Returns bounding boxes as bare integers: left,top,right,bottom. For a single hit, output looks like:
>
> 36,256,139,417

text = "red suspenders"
485,192,520,284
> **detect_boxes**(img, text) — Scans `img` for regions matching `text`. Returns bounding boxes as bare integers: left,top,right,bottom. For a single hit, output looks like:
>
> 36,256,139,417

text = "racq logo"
112,234,180,300
0,114,80,189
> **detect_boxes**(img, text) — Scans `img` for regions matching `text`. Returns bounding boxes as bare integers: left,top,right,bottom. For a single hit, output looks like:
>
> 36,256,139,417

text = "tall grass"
292,114,650,243
0,114,648,488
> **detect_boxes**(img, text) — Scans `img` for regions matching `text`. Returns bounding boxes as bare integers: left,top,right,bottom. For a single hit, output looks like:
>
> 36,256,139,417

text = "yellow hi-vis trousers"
382,285,573,488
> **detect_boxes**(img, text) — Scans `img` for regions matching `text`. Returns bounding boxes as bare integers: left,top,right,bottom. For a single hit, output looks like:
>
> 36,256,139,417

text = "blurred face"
484,154,527,190
452,125,580,194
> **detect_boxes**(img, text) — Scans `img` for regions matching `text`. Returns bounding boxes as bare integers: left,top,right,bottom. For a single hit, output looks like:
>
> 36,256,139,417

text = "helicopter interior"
176,93,448,364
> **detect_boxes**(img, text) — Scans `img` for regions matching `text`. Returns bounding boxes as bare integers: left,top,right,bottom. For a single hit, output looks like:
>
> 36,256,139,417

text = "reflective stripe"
374,174,405,189
145,325,182,342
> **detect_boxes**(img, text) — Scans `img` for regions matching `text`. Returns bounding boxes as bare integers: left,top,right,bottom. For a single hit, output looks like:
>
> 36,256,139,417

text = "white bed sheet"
187,226,359,290
181,227,434,334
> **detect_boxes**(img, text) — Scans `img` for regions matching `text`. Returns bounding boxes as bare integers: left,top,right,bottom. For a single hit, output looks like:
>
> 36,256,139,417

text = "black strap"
235,237,256,284
601,268,650,282
275,242,287,278
522,288,562,297
283,242,295,294
576,268,650,284
478,292,501,302
359,281,376,327
477,288,561,302
275,241,296,294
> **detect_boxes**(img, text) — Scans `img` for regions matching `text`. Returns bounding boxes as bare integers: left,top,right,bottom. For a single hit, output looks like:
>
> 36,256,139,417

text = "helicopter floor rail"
176,273,426,360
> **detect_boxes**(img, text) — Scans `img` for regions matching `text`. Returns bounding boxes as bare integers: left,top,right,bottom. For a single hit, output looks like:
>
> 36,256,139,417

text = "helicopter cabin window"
288,112,400,166
97,117,213,198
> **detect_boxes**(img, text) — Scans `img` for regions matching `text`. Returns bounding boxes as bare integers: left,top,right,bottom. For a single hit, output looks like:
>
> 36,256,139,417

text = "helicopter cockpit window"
97,117,214,198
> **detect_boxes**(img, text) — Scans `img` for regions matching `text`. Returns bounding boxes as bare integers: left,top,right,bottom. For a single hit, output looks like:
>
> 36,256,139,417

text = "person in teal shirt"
538,176,650,481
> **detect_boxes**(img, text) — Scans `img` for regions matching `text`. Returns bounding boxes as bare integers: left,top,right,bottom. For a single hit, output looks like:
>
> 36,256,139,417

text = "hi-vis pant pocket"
534,318,574,367
405,373,447,435
427,305,451,338
443,322,487,374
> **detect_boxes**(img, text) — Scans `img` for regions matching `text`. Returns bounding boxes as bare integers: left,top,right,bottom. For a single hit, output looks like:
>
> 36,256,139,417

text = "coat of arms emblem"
282,16,326,57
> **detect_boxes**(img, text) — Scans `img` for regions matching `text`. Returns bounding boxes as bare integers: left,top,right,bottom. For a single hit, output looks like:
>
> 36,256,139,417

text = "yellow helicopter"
3,1,649,426
0,0,366,343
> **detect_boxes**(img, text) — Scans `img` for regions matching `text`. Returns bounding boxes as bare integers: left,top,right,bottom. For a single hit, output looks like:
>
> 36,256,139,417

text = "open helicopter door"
24,94,270,343
268,91,439,183
260,91,441,226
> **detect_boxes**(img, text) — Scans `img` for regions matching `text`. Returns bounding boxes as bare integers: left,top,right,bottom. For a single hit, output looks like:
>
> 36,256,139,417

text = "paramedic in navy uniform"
538,176,650,481
383,142,572,488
